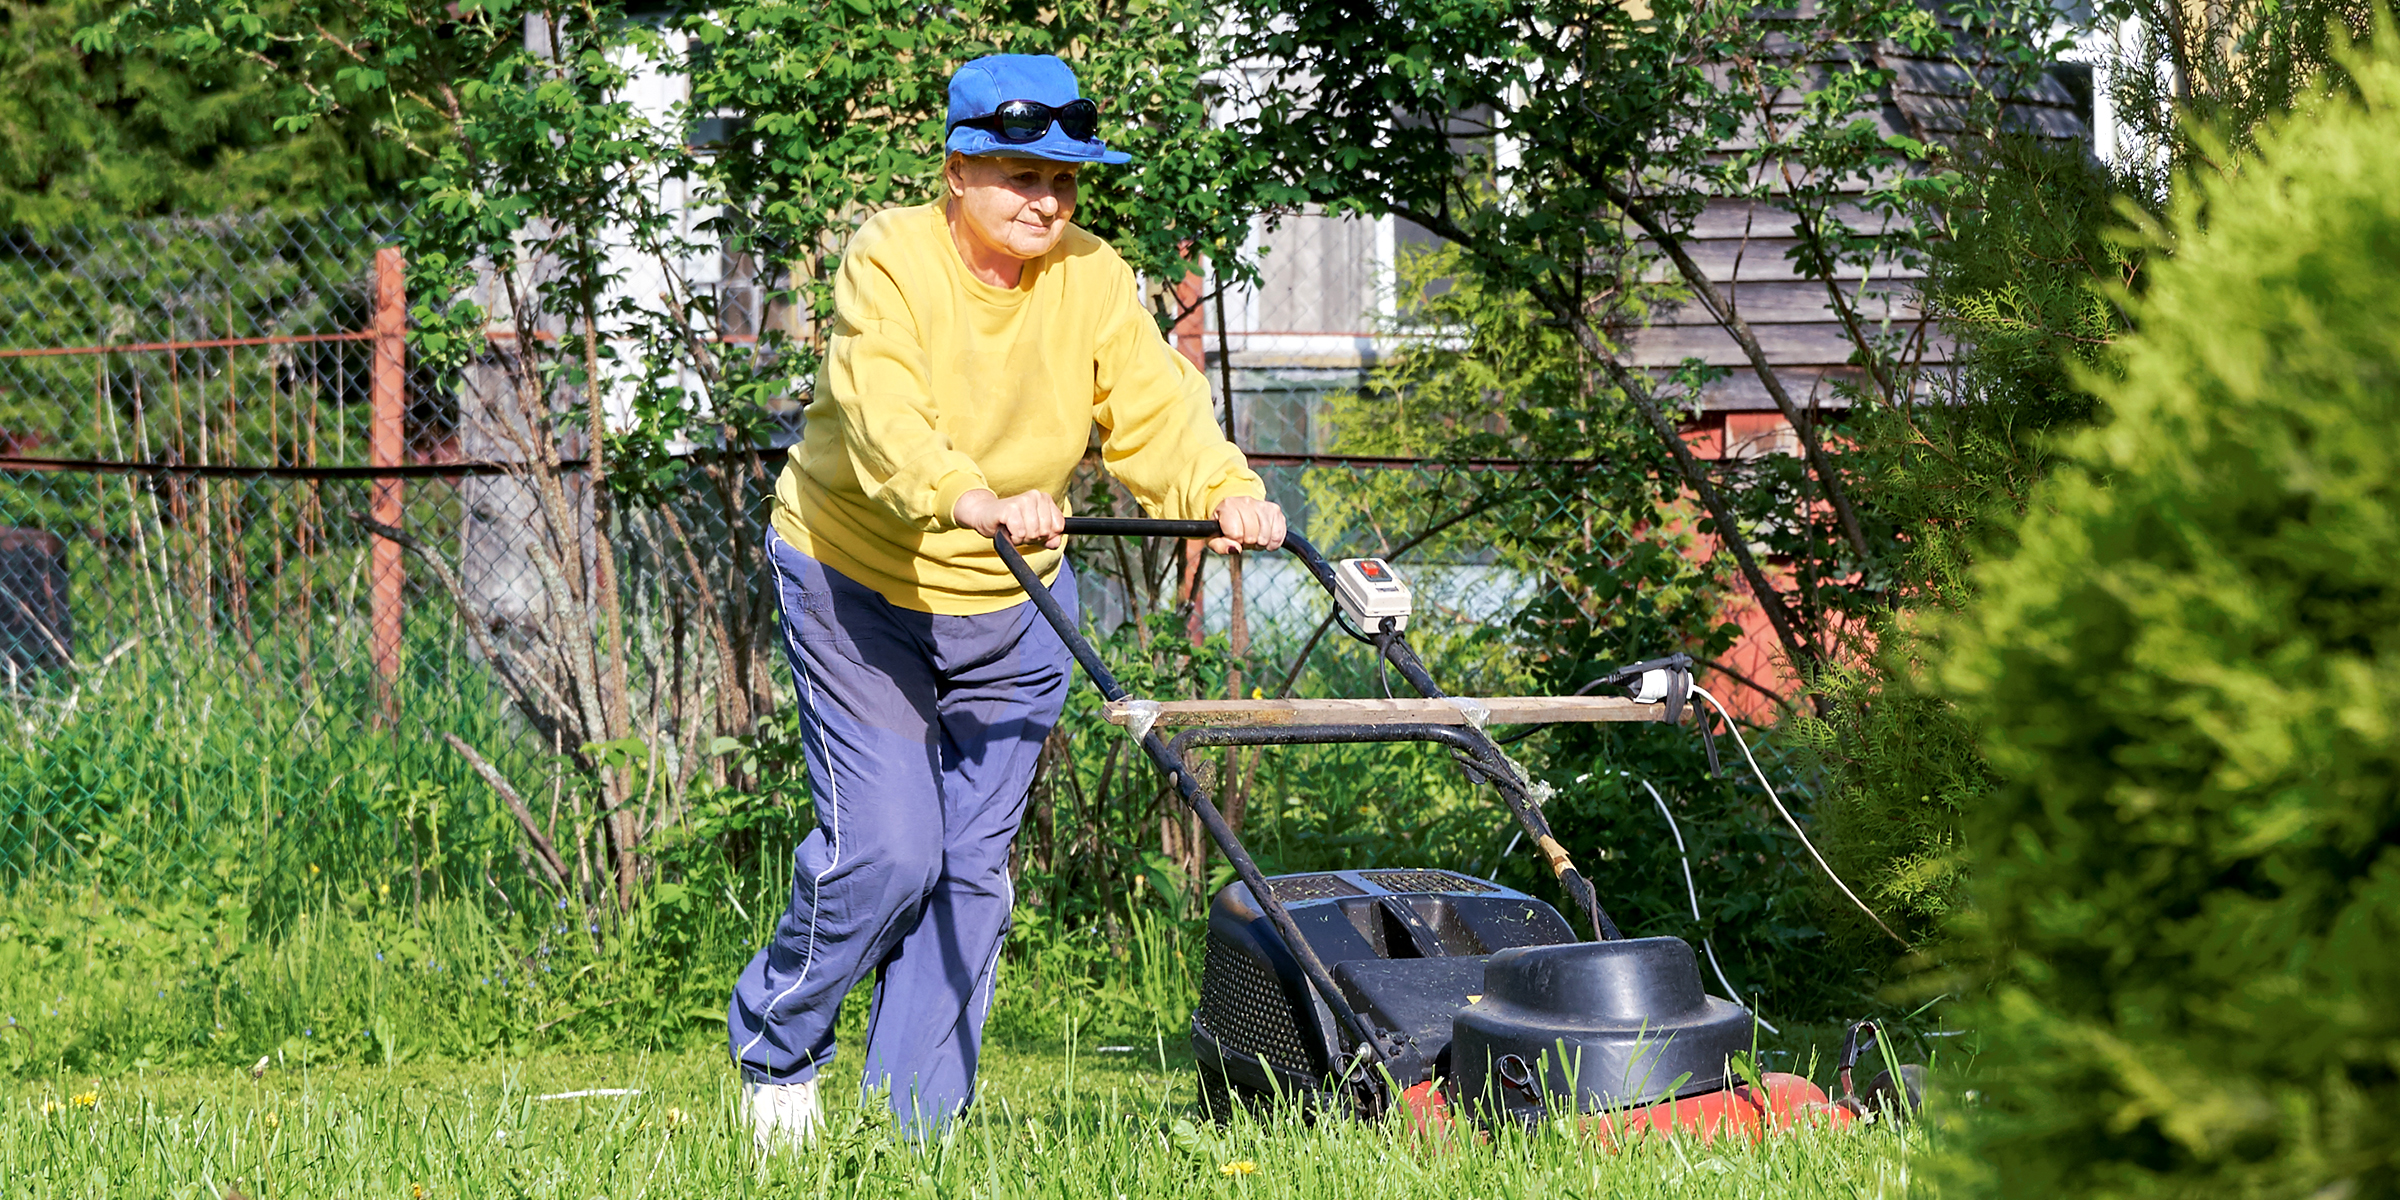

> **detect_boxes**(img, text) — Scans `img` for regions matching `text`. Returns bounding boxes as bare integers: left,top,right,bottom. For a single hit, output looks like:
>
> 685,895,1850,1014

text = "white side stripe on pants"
737,581,843,1069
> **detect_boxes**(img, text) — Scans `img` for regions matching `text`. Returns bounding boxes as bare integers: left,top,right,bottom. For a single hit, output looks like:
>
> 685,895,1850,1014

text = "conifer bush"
1937,44,2400,1199
1803,136,2128,959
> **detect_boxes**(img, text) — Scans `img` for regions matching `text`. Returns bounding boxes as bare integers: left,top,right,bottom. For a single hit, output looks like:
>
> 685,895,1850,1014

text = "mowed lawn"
3,1038,1921,1199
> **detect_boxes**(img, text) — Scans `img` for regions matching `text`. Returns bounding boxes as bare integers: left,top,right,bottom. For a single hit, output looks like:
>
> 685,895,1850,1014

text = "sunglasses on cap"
947,98,1101,145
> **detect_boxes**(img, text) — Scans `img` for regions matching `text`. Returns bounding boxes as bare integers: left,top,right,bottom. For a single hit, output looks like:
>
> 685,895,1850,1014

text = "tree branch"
1589,352,1822,679
349,510,579,741
445,733,571,894
1601,180,1875,564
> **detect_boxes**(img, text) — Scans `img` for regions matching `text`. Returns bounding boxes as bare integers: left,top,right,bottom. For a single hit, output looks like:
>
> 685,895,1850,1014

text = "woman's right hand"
952,488,1066,549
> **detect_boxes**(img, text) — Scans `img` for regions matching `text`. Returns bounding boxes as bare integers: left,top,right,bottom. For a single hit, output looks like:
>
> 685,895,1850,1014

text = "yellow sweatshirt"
771,202,1264,615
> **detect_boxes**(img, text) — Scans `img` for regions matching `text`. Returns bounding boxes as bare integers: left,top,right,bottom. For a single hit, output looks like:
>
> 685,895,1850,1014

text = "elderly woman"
727,53,1284,1146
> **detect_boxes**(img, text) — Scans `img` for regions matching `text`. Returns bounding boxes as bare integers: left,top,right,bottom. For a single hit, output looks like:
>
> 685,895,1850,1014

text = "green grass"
0,580,1927,1193
0,1041,1922,1198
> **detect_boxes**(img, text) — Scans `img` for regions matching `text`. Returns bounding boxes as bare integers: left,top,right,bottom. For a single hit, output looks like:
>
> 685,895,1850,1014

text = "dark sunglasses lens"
994,100,1051,143
1055,99,1099,141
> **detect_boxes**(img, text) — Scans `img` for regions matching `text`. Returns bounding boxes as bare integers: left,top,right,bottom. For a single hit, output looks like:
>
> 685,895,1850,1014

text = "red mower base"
1399,1072,1856,1145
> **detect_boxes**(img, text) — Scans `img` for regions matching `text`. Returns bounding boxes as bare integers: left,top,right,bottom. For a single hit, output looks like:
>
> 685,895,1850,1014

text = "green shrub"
1936,44,2400,1198
1799,135,2129,961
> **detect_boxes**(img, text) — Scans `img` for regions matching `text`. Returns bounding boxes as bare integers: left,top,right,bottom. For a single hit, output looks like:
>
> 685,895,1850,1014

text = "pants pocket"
771,539,856,650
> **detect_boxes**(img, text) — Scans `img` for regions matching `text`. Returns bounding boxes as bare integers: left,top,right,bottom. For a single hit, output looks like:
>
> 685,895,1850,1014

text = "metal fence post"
371,247,406,712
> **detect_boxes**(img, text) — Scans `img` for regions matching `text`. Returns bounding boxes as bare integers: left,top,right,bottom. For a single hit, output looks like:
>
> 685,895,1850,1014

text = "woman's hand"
953,488,1066,549
1210,496,1287,555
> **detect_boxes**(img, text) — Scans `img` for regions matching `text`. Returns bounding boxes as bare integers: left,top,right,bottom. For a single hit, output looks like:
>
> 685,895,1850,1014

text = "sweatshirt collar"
930,203,1049,307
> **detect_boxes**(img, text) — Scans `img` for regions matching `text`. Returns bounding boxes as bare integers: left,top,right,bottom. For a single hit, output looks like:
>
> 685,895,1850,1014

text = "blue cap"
945,54,1131,165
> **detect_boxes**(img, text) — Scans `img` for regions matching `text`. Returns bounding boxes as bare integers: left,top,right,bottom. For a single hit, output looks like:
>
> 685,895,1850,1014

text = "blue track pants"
728,533,1074,1129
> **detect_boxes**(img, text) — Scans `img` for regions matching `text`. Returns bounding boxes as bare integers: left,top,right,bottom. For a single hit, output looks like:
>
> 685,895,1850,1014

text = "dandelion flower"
665,1107,692,1128
264,1112,280,1128
412,1185,426,1199
71,1092,98,1109
1220,1161,1257,1177
39,1099,61,1116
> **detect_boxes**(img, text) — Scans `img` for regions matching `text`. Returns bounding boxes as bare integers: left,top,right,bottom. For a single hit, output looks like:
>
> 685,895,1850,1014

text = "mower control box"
1333,557,1412,632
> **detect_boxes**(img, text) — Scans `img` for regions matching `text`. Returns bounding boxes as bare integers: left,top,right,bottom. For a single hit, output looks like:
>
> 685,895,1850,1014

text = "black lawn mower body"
990,519,1760,1124
1192,868,1752,1119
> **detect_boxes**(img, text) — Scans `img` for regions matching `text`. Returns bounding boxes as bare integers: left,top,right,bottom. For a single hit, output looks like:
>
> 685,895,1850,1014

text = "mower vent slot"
1268,874,1366,903
1361,870,1498,895
1198,931,1317,1076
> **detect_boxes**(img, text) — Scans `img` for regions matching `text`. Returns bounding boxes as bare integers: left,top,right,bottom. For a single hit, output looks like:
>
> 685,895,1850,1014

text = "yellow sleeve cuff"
930,469,991,532
1194,475,1270,522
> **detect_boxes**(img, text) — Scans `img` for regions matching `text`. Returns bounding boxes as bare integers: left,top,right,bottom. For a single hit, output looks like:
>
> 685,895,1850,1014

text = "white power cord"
1690,685,1907,947
1634,773,1780,1034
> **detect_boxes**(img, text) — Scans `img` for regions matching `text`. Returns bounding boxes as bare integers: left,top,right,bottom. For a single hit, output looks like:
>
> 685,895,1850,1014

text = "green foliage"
117,0,1268,484
1223,0,2119,989
1015,618,1245,924
2089,0,2383,193
1225,0,2037,679
1311,244,1732,670
1,0,445,225
1797,137,2134,952
1294,246,1854,1015
1884,136,2130,601
1935,45,2400,1196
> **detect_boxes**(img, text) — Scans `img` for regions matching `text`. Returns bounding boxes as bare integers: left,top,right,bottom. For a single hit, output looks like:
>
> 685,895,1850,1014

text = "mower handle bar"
993,517,1347,703
988,518,1620,937
985,516,1628,1103
1045,515,1227,539
984,518,1408,1093
1003,516,1345,601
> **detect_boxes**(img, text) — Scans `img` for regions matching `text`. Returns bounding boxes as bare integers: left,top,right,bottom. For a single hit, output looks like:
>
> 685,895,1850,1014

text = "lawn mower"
993,517,1910,1136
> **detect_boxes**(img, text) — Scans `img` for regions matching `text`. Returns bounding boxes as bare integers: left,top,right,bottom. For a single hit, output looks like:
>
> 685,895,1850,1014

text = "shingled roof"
1627,29,2089,412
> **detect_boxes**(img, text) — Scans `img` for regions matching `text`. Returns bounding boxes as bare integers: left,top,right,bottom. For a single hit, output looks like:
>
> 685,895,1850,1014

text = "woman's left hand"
1209,496,1287,555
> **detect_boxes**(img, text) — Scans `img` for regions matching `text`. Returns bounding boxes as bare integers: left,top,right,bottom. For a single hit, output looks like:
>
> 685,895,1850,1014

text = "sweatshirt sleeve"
1090,266,1266,521
820,239,990,532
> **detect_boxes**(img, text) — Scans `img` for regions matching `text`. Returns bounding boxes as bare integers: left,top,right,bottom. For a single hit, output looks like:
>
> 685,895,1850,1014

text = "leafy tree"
1308,244,1732,690
1224,0,2099,998
117,0,1279,911
14,0,469,225
1935,42,2400,1195
1222,0,2011,681
1796,134,2134,951
1309,244,1858,1008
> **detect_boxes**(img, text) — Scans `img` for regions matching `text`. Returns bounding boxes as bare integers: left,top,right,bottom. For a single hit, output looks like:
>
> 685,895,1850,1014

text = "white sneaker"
744,1078,823,1154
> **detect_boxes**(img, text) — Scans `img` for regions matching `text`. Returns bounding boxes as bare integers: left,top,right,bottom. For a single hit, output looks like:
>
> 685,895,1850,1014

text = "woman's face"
946,154,1081,266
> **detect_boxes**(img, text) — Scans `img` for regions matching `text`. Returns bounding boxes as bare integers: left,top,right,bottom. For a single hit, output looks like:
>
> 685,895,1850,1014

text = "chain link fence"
0,207,1624,904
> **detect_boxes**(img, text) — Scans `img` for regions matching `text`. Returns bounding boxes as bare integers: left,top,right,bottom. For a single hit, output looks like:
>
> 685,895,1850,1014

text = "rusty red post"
1171,272,1207,371
370,248,406,714
1172,271,1209,641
